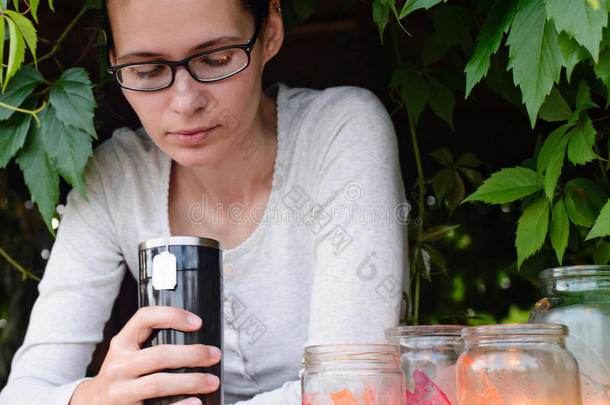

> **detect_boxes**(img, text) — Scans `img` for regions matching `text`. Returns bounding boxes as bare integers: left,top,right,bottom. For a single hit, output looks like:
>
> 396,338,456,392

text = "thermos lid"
138,236,221,251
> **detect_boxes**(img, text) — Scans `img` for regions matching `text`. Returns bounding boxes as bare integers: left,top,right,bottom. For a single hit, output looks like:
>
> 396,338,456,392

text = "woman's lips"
169,125,218,145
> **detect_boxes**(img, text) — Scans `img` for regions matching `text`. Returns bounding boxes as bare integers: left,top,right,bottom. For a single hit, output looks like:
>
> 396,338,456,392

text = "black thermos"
138,236,223,405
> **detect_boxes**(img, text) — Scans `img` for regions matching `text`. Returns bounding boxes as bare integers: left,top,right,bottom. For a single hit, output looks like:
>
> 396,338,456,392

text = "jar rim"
303,344,401,366
385,325,465,339
461,323,567,339
304,343,400,354
539,265,610,280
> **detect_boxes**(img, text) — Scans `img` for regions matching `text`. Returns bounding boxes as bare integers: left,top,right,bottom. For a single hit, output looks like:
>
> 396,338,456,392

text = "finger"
171,398,202,405
132,372,220,400
130,344,222,376
115,306,202,349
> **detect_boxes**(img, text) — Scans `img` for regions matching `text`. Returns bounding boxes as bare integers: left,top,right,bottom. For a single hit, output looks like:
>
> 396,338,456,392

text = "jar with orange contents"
456,324,582,405
301,344,405,405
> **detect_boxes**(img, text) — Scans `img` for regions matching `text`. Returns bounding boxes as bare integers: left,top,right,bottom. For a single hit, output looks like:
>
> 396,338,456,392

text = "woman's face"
108,0,278,168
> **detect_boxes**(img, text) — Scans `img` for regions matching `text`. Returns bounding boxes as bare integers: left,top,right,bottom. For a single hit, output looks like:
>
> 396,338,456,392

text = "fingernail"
187,314,201,326
207,374,220,386
209,346,221,360
187,398,202,405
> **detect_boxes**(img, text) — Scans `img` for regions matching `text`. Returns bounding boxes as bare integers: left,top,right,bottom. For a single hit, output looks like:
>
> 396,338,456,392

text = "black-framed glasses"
107,23,260,92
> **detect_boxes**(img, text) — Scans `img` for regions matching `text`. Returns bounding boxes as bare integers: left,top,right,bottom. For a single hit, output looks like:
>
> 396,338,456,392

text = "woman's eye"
132,65,165,78
199,54,232,67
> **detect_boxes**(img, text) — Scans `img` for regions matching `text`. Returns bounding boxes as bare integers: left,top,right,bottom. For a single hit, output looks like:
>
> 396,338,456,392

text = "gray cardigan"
0,83,409,405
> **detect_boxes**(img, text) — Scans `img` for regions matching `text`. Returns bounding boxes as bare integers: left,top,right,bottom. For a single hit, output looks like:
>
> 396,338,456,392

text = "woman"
0,0,408,404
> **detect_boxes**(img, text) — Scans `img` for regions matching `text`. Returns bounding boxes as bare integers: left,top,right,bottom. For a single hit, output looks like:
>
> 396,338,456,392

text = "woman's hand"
69,306,221,405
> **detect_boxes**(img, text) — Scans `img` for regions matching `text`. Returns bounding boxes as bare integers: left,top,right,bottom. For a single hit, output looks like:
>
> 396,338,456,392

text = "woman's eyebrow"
117,36,243,62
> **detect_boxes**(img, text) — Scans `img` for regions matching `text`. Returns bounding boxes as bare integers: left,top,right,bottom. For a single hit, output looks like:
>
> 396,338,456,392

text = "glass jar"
529,265,610,405
301,344,405,405
386,325,464,405
457,324,582,405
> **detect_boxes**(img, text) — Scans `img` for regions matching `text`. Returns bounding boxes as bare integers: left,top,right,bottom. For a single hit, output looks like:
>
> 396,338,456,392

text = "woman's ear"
261,2,284,66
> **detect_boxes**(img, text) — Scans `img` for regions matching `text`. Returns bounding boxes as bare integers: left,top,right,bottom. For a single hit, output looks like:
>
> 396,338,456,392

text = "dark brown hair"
101,0,271,53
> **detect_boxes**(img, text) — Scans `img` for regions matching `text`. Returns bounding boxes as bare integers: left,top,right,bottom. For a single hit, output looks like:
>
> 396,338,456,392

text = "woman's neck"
173,91,278,206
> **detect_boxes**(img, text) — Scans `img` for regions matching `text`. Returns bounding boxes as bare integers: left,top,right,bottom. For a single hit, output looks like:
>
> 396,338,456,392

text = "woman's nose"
168,67,209,115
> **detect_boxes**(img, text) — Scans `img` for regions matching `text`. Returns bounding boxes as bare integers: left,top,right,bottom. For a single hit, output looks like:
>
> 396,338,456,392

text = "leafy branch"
0,0,98,234
35,5,88,65
368,0,610,322
0,247,41,281
0,99,45,125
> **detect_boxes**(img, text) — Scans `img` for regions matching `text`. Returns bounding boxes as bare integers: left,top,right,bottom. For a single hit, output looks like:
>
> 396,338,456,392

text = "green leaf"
564,178,607,227
446,171,465,212
48,0,54,12
372,0,390,41
280,0,319,33
15,124,59,234
593,240,610,264
432,167,454,201
422,36,449,67
462,166,544,204
537,124,570,199
4,16,26,92
546,0,608,62
428,78,454,129
394,64,429,123
537,126,569,173
0,66,43,120
507,0,564,128
0,17,4,87
4,10,37,66
83,0,102,10
38,105,93,197
559,32,590,82
550,198,569,265
0,96,35,168
457,166,483,186
573,80,598,117
432,5,472,52
430,147,454,167
586,199,610,239
29,0,40,23
464,0,518,97
423,244,448,273
399,0,444,18
594,47,610,101
516,197,550,269
457,152,483,168
567,115,599,165
538,88,572,122
422,225,460,242
49,67,97,138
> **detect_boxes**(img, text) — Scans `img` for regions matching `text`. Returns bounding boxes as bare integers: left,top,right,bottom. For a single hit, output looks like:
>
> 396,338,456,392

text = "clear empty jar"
457,324,582,405
301,344,405,405
529,265,610,404
386,325,464,405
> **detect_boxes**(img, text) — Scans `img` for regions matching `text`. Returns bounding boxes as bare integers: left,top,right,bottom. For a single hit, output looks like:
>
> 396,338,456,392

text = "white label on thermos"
152,251,177,290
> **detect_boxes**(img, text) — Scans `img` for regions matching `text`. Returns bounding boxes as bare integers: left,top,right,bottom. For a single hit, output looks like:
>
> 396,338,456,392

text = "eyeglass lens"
116,48,249,90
